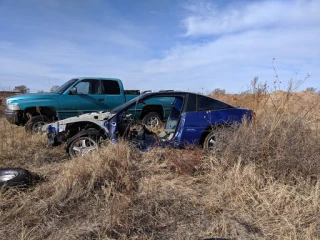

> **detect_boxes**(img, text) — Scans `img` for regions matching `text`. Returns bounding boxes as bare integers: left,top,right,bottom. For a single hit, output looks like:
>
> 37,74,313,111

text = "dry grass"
0,89,319,240
0,105,4,116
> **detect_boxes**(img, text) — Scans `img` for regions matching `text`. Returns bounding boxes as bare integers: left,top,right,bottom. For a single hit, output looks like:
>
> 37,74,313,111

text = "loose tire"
66,129,101,158
0,168,32,188
203,131,217,151
25,115,51,134
142,112,162,128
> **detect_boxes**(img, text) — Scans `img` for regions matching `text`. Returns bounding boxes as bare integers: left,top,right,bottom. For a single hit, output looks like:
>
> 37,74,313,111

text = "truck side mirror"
70,87,77,95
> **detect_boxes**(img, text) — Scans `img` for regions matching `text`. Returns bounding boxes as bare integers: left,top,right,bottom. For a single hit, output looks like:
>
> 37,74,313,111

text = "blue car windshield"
53,78,78,94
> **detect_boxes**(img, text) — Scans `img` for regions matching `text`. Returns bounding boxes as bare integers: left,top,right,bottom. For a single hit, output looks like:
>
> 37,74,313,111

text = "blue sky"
0,0,319,93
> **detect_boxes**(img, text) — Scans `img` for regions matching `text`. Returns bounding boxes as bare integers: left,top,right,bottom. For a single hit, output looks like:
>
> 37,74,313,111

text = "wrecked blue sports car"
43,91,253,157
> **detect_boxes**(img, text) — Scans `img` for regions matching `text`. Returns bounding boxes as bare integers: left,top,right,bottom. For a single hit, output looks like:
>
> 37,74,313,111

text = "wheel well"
24,107,57,121
66,121,106,139
140,105,163,120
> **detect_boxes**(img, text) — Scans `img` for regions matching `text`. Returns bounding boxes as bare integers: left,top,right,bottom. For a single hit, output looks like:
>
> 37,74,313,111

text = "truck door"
58,79,108,119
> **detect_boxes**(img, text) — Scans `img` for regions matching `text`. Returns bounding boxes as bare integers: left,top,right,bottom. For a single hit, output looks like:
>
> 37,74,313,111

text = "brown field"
0,90,319,240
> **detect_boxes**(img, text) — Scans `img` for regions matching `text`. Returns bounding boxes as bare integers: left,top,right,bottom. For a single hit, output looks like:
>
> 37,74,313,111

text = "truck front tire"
25,115,51,134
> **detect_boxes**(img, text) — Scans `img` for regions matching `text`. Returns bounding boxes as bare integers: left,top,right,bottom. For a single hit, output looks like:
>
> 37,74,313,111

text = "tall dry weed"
210,79,320,181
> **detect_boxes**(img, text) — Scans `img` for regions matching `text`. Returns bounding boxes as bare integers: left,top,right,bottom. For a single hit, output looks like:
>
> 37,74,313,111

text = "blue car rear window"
197,95,234,111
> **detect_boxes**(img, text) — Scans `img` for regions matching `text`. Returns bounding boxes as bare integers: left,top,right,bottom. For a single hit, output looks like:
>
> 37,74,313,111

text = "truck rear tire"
25,115,51,134
142,112,162,128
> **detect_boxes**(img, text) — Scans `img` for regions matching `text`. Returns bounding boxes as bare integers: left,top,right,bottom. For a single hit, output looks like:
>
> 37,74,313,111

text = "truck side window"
75,80,101,94
102,80,120,94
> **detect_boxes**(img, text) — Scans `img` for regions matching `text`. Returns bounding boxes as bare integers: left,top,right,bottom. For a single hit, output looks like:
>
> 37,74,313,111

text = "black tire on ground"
25,115,51,134
203,131,217,151
142,112,162,128
66,129,102,158
0,168,32,188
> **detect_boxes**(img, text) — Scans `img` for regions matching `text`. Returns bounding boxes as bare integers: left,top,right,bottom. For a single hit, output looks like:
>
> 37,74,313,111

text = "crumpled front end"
44,122,67,146
42,111,115,147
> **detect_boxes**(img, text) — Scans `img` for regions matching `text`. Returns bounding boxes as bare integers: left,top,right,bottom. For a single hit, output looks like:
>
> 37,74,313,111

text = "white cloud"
140,0,319,93
184,0,320,37
144,27,319,73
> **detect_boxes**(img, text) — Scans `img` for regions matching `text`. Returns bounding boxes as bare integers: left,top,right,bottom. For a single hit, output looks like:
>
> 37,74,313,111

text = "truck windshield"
53,78,78,94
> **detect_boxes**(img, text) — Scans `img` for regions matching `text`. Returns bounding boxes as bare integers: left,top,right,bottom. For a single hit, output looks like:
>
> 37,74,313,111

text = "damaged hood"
42,111,115,132
57,111,115,124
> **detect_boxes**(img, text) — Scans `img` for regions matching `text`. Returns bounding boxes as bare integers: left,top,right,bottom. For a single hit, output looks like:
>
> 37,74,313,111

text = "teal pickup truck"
5,77,173,133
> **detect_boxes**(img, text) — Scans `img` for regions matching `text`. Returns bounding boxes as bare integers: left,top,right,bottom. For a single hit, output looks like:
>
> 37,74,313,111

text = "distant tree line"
50,85,60,92
13,85,60,94
13,85,29,94
305,87,318,93
208,86,320,95
210,88,226,95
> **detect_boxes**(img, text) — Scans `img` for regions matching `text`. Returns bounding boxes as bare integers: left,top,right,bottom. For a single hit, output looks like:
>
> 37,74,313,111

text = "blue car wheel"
203,131,217,151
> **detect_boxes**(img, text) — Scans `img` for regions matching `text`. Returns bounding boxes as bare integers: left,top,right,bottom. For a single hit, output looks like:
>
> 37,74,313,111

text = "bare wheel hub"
70,137,98,157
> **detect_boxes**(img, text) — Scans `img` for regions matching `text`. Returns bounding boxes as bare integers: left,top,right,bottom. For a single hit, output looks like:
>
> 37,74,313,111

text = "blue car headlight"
47,125,56,134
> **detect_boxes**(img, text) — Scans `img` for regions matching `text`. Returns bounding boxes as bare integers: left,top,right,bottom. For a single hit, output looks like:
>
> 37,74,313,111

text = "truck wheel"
203,131,217,151
0,168,32,188
25,115,51,134
142,112,162,128
66,129,101,158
